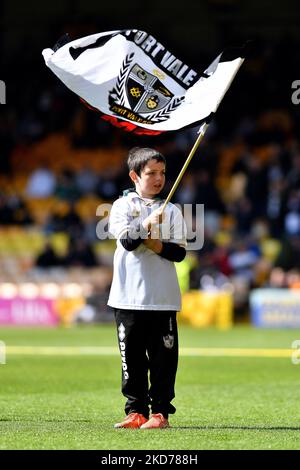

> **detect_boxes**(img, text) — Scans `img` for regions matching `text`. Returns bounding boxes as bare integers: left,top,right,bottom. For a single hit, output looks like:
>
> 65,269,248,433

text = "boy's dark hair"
127,147,166,176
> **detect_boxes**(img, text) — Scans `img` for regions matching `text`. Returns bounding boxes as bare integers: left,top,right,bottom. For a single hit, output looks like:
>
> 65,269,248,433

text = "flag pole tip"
52,33,71,53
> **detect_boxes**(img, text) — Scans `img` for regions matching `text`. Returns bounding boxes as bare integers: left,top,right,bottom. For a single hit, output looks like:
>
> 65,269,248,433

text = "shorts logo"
0,80,6,104
118,323,128,379
163,334,174,349
118,322,125,341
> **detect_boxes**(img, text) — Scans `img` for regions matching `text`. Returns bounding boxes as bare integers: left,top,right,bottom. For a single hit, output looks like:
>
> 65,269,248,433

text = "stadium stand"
1,24,300,324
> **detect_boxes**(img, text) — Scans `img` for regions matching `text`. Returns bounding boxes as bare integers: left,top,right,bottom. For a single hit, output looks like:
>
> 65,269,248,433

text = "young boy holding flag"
108,147,187,429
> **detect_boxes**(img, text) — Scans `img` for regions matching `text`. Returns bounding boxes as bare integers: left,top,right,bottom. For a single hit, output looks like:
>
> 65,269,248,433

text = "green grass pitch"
1,324,300,450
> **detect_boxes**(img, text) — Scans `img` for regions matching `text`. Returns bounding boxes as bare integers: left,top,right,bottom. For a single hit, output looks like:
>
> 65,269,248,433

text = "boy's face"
130,159,166,198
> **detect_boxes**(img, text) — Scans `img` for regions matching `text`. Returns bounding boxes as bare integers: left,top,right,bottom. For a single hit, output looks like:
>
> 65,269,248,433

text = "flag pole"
161,122,209,213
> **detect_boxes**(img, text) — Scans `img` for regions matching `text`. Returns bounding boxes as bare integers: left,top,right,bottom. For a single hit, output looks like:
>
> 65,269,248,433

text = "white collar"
126,191,161,205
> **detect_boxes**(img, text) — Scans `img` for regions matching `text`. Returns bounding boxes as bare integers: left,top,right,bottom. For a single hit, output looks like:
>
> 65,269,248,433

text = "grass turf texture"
0,325,300,450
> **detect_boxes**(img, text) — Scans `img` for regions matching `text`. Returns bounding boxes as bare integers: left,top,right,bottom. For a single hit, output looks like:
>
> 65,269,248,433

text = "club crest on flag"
126,64,173,113
109,53,184,125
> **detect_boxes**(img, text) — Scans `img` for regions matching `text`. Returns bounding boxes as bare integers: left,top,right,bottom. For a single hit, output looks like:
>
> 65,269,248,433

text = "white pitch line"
6,346,119,356
180,348,292,358
5,346,293,358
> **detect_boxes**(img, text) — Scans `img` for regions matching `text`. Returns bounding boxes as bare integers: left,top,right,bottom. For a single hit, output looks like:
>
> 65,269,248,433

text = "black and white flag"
42,29,245,135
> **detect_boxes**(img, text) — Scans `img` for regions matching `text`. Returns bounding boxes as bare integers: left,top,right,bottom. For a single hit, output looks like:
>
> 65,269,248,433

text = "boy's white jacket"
107,193,187,311
42,29,245,134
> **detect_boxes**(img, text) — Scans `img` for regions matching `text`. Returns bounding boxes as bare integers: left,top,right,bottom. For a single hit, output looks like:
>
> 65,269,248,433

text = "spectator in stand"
75,166,99,196
9,194,33,226
0,193,33,226
97,169,119,200
35,242,61,268
284,190,300,237
287,152,300,190
55,169,81,202
229,197,253,235
0,194,15,224
175,172,197,205
195,170,225,213
228,238,261,283
26,164,56,198
44,202,84,239
233,153,268,219
63,238,98,267
273,235,300,272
